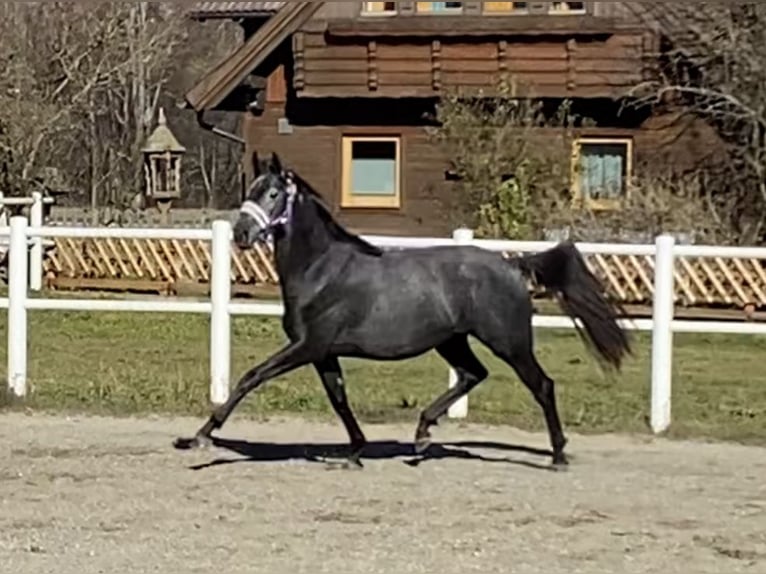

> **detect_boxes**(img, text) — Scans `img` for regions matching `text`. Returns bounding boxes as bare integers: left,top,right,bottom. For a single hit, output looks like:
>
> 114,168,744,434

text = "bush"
541,173,737,245
428,78,737,243
427,78,578,239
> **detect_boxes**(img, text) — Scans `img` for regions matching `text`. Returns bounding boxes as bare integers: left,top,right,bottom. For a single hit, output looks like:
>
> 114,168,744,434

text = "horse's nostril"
233,228,247,247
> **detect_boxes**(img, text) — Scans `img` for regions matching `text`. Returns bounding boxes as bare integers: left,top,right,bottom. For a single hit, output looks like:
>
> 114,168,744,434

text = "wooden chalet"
185,1,718,237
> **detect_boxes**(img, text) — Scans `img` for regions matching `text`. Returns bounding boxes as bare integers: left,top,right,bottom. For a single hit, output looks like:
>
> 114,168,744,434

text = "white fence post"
29,191,44,291
447,227,474,419
8,216,29,398
209,220,232,406
650,234,676,434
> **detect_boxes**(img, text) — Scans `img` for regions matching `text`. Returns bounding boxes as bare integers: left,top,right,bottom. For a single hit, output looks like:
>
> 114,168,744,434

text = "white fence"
2,215,766,434
0,192,54,291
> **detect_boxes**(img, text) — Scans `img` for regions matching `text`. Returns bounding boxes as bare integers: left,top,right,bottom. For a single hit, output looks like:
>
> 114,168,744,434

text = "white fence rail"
3,216,766,434
0,192,55,292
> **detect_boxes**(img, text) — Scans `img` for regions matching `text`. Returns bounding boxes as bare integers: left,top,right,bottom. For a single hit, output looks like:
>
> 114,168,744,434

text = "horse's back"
352,244,530,319
380,245,526,288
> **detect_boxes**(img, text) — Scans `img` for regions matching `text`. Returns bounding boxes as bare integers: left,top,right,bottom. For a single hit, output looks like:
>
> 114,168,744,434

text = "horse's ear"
251,150,261,177
269,152,283,174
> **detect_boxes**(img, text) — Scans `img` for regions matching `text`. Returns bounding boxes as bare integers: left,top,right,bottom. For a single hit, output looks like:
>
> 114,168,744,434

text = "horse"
174,152,631,469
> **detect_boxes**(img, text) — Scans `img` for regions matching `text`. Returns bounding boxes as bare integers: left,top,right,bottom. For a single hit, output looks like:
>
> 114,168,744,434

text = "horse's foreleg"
174,341,315,450
314,358,367,469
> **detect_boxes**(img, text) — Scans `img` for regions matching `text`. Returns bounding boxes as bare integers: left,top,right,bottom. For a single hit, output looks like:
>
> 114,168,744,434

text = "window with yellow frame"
341,136,401,209
361,2,397,15
483,2,528,13
416,2,463,13
571,138,632,210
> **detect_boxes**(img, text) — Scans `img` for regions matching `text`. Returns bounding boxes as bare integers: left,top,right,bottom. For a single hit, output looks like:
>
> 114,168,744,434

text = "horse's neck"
273,196,338,287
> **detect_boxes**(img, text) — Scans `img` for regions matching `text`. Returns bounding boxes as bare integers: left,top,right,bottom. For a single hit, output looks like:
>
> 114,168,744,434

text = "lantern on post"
142,108,186,224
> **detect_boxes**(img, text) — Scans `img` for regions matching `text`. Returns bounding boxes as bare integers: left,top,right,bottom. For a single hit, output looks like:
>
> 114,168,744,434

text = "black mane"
290,172,384,257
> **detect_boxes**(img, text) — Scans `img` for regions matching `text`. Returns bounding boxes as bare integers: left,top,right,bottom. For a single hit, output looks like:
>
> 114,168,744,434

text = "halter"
239,176,297,239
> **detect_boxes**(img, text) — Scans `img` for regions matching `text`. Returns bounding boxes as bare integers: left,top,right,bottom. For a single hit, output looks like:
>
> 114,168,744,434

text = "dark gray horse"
175,152,630,468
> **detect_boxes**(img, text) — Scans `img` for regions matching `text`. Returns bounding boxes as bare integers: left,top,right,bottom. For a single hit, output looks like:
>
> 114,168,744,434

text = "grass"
0,306,764,444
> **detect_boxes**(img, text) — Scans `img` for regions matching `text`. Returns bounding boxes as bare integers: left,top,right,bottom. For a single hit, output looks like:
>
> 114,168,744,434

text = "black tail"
516,242,631,370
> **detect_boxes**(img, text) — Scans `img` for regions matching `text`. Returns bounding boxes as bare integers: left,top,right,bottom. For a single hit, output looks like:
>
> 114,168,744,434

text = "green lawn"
0,307,764,444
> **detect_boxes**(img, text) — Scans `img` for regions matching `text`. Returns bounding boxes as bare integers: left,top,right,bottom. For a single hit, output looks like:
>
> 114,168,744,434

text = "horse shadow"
185,437,559,473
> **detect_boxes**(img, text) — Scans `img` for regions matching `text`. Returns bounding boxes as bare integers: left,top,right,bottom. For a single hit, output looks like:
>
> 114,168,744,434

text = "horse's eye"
270,191,279,199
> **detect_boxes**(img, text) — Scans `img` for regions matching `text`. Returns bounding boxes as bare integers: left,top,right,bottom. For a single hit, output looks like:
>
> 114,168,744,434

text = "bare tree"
631,4,766,242
0,2,244,217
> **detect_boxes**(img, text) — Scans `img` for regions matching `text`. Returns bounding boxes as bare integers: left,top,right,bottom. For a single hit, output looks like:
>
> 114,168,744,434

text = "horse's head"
234,151,296,249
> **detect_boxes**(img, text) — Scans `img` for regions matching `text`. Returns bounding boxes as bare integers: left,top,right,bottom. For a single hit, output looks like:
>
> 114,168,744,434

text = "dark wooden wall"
243,100,722,237
244,104,462,236
292,28,651,99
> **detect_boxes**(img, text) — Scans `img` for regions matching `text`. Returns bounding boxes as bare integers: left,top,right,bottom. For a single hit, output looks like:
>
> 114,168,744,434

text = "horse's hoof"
414,436,432,455
325,458,364,472
552,455,569,472
173,435,212,451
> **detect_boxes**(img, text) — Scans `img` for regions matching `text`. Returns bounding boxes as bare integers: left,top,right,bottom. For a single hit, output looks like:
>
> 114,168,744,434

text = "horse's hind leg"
414,336,488,453
502,344,568,468
314,358,367,469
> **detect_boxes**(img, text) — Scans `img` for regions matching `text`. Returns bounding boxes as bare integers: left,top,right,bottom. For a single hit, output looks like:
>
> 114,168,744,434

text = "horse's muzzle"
233,217,261,250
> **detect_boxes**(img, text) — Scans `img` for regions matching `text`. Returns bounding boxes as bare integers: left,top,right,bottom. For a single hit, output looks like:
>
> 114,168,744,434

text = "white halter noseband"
239,179,298,236
240,199,271,229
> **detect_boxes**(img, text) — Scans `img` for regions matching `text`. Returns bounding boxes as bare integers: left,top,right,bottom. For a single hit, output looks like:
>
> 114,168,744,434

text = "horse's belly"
371,290,451,327
335,294,455,359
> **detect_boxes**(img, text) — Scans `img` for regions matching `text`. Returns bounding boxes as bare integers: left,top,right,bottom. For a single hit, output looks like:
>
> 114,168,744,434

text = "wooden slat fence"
502,249,766,310
43,237,278,293
40,237,766,310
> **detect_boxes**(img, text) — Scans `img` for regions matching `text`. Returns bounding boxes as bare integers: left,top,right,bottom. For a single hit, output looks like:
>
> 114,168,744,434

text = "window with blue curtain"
578,143,628,200
351,140,397,197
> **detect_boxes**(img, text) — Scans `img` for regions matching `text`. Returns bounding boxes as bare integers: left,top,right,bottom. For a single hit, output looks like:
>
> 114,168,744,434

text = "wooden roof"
184,2,321,111
189,2,284,19
143,109,186,154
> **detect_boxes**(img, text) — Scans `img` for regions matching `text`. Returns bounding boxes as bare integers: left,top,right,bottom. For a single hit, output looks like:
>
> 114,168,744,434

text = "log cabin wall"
244,102,721,237
243,103,463,236
234,2,721,236
293,26,648,99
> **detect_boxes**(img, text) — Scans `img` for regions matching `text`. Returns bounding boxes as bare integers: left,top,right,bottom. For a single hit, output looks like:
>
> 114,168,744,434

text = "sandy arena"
1,413,764,574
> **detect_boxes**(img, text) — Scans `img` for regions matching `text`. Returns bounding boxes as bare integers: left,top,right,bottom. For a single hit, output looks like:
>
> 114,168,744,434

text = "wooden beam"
293,32,306,91
431,40,441,91
566,38,577,90
498,39,508,80
367,40,378,91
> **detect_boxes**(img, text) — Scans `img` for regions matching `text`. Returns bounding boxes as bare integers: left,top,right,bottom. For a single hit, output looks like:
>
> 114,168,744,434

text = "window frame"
360,2,398,16
571,137,633,211
341,136,402,209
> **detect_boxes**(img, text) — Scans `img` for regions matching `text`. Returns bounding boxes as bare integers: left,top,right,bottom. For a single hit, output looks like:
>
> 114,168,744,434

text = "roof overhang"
184,2,323,112
188,2,285,20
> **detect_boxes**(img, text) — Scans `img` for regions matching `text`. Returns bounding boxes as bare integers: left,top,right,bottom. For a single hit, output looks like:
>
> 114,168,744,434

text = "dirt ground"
1,413,765,574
